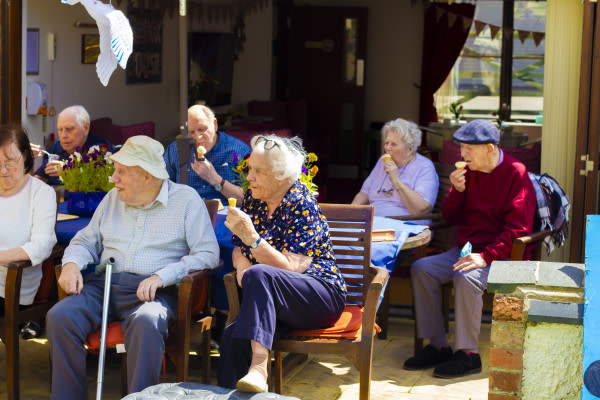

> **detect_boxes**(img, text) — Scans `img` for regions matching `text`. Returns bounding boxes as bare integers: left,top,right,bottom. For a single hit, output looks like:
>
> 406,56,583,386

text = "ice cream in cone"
382,154,392,163
228,198,237,207
455,161,467,170
197,145,207,160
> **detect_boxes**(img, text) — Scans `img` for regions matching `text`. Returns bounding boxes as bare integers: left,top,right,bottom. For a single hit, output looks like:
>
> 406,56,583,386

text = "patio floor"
0,314,490,399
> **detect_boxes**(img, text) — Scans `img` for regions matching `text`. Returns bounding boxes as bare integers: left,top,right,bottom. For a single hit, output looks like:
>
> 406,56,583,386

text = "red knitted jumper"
442,154,536,265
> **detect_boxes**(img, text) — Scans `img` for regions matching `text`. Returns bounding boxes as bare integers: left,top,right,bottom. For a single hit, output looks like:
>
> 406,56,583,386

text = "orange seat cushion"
287,305,381,339
85,321,124,353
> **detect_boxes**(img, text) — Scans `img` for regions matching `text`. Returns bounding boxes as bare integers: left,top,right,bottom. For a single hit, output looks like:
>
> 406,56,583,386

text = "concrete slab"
488,261,538,293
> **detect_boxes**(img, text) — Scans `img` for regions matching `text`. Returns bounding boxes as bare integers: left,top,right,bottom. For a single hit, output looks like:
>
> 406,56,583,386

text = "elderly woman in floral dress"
217,135,345,393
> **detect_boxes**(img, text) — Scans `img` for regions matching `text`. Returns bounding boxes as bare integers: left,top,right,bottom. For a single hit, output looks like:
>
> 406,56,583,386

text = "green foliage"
58,144,115,193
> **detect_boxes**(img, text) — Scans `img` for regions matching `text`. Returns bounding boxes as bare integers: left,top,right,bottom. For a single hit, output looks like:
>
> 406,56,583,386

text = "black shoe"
20,320,43,340
404,344,453,370
433,350,482,378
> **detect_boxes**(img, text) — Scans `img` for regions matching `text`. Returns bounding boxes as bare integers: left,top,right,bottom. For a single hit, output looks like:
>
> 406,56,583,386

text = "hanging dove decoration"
62,0,133,86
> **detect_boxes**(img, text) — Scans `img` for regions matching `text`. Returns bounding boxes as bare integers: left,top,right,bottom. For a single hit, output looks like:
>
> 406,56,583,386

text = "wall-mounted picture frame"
81,34,100,64
26,28,39,75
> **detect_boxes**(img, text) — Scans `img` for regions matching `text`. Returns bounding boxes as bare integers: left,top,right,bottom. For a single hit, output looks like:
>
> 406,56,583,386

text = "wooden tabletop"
400,229,432,250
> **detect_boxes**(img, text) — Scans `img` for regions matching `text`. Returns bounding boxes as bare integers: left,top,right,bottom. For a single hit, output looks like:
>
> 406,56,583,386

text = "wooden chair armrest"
6,245,63,271
177,268,216,333
361,265,389,339
510,229,552,261
54,264,69,300
386,212,444,222
224,271,241,324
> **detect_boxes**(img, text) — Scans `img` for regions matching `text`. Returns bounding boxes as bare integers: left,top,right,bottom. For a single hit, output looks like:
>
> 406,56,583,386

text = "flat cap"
452,119,499,145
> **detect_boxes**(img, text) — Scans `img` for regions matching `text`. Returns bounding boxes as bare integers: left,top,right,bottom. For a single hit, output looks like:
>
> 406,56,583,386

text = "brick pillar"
488,296,524,399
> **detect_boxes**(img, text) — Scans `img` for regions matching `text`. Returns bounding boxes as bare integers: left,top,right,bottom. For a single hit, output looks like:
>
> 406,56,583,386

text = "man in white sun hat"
47,135,219,399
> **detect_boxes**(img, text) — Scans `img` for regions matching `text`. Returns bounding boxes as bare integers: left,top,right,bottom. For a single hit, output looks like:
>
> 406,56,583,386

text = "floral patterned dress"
232,181,346,293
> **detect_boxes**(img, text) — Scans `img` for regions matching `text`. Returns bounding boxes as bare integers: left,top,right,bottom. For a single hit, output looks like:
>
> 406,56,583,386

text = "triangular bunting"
474,20,486,36
489,24,501,40
462,17,473,33
518,30,531,44
448,12,458,28
504,27,514,39
435,6,446,23
532,31,545,47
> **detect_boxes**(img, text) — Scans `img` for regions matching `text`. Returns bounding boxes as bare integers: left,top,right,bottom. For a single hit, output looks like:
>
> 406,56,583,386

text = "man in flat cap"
47,136,219,399
404,119,536,378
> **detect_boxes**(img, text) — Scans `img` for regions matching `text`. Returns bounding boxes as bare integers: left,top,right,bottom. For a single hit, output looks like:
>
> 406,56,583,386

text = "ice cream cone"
228,198,237,207
197,146,207,160
382,154,392,163
455,161,467,170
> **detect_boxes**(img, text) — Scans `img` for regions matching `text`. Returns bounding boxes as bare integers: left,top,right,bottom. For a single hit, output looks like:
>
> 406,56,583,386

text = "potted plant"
188,71,220,107
58,144,115,216
448,102,464,123
492,103,511,128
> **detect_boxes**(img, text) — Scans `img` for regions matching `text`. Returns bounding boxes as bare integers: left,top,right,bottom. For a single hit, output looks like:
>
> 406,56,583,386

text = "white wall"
24,0,180,146
23,0,423,147
187,2,273,113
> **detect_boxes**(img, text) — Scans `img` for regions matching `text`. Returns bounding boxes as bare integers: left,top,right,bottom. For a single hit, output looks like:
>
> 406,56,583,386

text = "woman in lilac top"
353,118,439,220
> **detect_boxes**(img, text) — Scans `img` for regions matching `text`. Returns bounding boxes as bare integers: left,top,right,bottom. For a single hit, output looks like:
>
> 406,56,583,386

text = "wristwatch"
214,177,226,192
250,237,262,249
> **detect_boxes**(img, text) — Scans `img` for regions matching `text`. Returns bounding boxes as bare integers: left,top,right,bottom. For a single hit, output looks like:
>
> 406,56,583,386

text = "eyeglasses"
376,188,394,196
255,136,281,150
0,154,22,170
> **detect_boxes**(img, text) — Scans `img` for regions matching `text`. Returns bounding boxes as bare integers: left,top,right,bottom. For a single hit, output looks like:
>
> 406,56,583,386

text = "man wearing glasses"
163,105,250,206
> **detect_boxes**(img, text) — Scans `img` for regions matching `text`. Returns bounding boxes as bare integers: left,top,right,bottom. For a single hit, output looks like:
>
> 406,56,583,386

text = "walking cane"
94,257,116,400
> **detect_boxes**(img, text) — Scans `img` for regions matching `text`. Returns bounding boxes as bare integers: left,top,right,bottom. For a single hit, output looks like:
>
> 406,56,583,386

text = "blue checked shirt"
163,131,251,205
62,180,220,287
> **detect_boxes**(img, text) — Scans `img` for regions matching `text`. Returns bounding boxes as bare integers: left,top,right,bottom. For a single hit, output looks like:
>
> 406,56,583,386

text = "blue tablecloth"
56,202,92,246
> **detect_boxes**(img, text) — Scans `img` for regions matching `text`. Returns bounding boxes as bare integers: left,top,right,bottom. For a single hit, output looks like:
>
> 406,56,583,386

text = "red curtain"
418,3,475,127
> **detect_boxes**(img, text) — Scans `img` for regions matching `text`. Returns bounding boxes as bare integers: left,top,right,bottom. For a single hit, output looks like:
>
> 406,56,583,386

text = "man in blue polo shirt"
164,105,250,205
32,105,113,186
163,105,250,206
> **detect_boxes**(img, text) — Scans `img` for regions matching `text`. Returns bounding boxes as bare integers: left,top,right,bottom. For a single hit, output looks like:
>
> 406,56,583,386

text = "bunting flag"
474,20,486,36
428,3,545,46
447,12,458,28
462,16,473,33
532,31,545,47
518,30,531,44
489,24,501,40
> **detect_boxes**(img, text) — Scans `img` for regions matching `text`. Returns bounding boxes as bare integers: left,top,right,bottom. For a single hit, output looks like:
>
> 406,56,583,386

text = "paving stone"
526,299,583,325
537,262,585,290
488,261,538,294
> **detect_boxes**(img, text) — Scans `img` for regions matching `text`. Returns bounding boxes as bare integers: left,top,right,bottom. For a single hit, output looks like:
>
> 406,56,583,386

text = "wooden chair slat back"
319,203,374,307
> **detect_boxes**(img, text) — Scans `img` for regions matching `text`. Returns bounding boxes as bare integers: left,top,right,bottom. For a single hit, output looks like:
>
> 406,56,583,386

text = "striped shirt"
163,131,251,206
63,180,219,286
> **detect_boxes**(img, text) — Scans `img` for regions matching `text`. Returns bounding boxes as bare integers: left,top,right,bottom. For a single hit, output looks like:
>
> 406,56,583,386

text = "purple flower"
94,162,103,168
302,167,308,174
91,152,98,161
81,153,91,164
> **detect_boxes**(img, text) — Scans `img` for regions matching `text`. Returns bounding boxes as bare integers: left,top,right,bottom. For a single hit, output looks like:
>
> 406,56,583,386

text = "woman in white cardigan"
0,124,57,338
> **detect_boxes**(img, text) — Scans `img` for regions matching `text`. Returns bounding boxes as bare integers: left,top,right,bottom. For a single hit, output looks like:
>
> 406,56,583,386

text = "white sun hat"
109,135,169,179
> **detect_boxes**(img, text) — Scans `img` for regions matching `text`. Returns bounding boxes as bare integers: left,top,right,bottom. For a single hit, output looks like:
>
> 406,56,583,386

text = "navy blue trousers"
47,272,177,399
217,265,346,388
